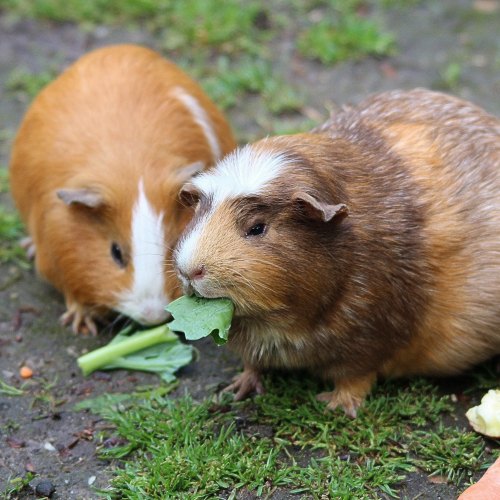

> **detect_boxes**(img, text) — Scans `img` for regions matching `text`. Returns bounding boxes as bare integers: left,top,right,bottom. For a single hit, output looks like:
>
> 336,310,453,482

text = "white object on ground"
465,389,500,438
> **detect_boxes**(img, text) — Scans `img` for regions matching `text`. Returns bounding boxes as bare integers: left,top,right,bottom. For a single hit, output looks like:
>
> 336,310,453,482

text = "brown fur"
175,88,500,415
10,44,236,333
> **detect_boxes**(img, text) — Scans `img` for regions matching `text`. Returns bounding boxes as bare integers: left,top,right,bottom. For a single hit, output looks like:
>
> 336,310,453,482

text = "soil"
1,1,500,498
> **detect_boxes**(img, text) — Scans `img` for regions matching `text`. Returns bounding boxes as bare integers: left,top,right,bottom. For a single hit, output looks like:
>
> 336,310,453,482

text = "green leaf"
77,323,192,379
103,341,194,382
78,297,233,380
166,295,234,345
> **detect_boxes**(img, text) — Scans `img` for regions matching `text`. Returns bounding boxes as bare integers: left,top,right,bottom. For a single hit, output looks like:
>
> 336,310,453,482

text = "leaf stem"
77,325,178,376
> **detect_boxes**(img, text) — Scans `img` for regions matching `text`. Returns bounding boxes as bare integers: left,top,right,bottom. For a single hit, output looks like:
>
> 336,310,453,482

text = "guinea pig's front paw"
317,372,377,418
317,390,363,418
222,366,264,401
20,236,36,260
60,302,98,336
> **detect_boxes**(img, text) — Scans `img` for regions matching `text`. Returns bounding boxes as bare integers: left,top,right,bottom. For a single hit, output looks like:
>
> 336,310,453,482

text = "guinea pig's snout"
177,264,206,295
189,264,206,281
178,263,206,282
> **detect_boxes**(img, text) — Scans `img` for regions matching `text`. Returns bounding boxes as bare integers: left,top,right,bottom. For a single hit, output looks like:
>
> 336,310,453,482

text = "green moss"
411,425,487,483
0,207,25,264
86,374,498,498
6,67,58,100
200,56,303,114
298,14,395,65
437,61,463,90
0,0,157,24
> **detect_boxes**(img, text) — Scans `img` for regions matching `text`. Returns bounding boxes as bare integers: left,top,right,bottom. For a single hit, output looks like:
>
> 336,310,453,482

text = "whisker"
163,267,177,274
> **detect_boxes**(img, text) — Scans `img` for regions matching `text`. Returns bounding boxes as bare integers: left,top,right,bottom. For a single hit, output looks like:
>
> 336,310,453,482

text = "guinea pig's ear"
292,192,349,223
56,188,105,208
179,182,200,207
173,161,205,185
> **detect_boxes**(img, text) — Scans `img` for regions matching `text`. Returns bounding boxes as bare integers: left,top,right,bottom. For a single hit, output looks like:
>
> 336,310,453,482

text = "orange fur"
10,44,236,333
379,120,500,377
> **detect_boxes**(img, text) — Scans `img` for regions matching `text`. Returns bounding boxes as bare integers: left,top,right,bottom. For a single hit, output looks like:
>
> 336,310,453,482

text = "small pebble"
43,442,57,452
66,346,79,358
88,475,96,486
6,436,25,448
25,463,36,473
35,478,55,497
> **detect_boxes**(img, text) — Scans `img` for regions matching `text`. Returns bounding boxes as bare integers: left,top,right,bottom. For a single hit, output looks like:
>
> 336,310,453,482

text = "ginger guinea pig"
9,44,236,335
174,88,500,417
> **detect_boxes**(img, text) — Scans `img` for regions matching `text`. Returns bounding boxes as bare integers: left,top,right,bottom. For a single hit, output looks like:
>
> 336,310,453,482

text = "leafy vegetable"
77,296,234,380
100,326,194,382
77,324,193,380
166,295,234,345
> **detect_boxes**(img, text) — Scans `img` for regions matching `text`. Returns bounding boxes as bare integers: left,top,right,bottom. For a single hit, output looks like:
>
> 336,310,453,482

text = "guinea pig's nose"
189,264,206,281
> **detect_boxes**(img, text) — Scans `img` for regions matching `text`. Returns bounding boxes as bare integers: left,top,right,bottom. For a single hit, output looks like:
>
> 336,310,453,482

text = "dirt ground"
1,1,500,498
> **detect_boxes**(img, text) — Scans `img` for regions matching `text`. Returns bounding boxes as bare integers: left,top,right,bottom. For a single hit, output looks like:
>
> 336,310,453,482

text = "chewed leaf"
166,295,234,345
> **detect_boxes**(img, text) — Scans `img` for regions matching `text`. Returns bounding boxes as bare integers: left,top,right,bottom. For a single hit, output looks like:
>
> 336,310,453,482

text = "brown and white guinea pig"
174,88,500,417
9,44,236,335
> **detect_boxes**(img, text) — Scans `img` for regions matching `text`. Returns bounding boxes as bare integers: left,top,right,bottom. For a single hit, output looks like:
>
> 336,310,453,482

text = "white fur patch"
193,144,289,206
174,211,210,282
175,145,290,277
172,86,222,162
117,180,169,325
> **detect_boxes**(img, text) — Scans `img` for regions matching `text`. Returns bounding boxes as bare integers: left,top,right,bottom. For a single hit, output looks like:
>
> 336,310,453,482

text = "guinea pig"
9,44,236,335
174,88,500,417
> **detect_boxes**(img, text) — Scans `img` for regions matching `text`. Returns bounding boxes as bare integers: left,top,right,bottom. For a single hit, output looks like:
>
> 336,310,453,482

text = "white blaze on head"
117,179,169,325
175,145,291,276
193,144,290,206
171,86,222,162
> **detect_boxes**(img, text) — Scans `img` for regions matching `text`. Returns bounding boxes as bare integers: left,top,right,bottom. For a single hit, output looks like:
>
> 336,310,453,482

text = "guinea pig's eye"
245,223,267,237
110,242,126,268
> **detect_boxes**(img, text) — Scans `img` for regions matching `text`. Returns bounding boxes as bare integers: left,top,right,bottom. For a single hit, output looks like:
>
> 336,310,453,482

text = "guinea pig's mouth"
192,288,226,300
181,278,224,300
178,274,195,297
178,276,258,318
182,282,195,297
183,280,226,299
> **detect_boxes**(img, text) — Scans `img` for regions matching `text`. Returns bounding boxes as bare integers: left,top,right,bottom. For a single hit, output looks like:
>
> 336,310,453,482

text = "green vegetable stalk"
77,296,234,380
77,324,179,376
